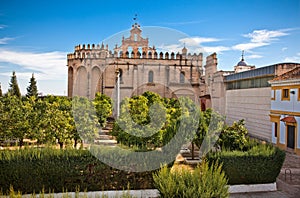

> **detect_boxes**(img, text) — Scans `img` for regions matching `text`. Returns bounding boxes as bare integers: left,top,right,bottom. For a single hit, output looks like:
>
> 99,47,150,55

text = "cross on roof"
133,14,138,22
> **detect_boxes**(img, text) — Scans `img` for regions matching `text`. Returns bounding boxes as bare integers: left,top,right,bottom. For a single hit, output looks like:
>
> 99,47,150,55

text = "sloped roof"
281,116,297,123
272,66,300,81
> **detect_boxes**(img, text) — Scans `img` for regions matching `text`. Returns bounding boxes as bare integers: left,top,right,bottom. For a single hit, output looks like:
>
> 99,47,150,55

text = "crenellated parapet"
67,21,204,63
67,43,112,60
67,44,203,61
67,21,206,101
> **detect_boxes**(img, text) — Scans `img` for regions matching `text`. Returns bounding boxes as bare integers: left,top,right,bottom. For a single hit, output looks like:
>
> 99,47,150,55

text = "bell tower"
121,15,149,58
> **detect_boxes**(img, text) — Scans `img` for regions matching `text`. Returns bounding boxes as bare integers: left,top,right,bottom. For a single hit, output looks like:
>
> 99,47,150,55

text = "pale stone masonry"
67,22,204,103
66,22,300,144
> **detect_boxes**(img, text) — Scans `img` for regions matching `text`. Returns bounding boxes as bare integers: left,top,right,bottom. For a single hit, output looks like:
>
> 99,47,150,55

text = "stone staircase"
180,143,201,164
94,118,117,146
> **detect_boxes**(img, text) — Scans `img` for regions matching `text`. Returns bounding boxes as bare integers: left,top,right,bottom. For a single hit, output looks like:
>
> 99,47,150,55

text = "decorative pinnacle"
133,14,137,23
241,50,245,61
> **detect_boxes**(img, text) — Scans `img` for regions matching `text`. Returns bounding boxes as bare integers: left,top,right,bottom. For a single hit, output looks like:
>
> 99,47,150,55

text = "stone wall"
225,87,272,141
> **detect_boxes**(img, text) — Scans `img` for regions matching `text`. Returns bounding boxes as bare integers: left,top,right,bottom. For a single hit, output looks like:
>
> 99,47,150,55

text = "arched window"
180,71,185,83
142,51,146,58
119,69,123,83
148,71,154,83
134,34,138,41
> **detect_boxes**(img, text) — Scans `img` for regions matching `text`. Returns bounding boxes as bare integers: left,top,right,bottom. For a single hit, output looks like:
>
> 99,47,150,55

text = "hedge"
206,143,285,184
0,147,157,195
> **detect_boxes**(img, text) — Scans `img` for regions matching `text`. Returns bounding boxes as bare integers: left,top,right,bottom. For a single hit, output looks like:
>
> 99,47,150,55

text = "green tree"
0,97,8,141
217,119,248,151
8,71,21,98
26,73,38,98
39,96,78,149
0,96,33,147
28,98,48,144
72,96,99,145
192,108,225,158
93,92,112,127
0,83,3,97
112,93,198,150
42,101,73,149
113,95,163,149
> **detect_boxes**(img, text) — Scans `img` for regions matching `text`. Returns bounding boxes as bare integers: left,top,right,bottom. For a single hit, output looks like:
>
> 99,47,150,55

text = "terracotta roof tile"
281,116,297,123
272,66,300,81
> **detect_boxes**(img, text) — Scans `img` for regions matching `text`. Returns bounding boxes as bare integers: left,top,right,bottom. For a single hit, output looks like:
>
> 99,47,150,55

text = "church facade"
66,21,300,149
67,22,205,104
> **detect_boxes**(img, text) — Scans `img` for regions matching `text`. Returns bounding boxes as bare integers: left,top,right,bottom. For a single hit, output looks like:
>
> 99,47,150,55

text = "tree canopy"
8,71,21,98
26,73,38,98
0,83,2,97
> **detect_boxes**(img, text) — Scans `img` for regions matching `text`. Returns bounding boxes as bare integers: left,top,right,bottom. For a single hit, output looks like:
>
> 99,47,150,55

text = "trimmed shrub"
0,147,156,195
153,161,229,198
206,143,285,184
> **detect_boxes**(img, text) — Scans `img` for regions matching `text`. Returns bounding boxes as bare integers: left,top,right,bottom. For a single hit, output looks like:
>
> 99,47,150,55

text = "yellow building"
269,66,300,155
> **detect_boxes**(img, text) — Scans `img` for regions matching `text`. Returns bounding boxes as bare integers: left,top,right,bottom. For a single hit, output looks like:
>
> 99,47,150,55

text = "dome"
237,60,247,66
237,51,247,66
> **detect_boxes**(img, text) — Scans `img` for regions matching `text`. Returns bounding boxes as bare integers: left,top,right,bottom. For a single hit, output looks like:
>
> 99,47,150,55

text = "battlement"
74,43,109,51
68,43,203,61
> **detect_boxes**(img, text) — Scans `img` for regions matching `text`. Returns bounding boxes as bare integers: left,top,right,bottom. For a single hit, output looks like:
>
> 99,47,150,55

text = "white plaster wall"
297,116,300,149
225,87,272,141
279,115,286,144
272,88,300,112
271,123,277,144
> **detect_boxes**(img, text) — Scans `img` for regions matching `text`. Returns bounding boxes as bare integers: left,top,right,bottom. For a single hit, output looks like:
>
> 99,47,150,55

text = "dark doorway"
200,98,206,111
287,125,295,149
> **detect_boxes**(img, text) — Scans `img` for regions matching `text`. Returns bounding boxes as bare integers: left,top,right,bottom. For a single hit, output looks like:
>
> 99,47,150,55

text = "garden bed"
0,148,156,195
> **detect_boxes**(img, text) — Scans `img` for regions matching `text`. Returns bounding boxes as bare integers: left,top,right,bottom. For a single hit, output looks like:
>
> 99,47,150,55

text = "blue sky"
0,0,300,95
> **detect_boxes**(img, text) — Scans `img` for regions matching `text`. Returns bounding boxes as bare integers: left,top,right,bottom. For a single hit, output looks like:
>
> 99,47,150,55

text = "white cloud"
233,29,290,52
157,44,182,53
157,36,226,54
244,29,289,43
282,47,288,51
179,37,220,46
232,42,269,51
245,54,263,59
284,56,300,63
201,46,231,54
157,43,229,54
0,37,15,44
0,49,67,80
0,72,54,81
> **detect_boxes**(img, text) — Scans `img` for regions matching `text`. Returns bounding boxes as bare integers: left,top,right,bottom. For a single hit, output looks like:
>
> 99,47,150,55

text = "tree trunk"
74,138,78,149
58,141,64,149
19,138,24,148
191,142,195,160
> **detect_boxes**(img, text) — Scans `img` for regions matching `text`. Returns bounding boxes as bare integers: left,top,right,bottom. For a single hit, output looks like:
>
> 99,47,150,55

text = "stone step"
98,135,114,140
94,139,117,146
181,151,200,158
99,131,112,135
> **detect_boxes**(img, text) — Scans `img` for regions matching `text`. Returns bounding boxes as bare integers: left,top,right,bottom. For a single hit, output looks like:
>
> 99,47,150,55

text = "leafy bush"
112,93,199,151
0,147,156,195
206,143,285,184
153,160,229,198
216,119,248,151
93,92,112,127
